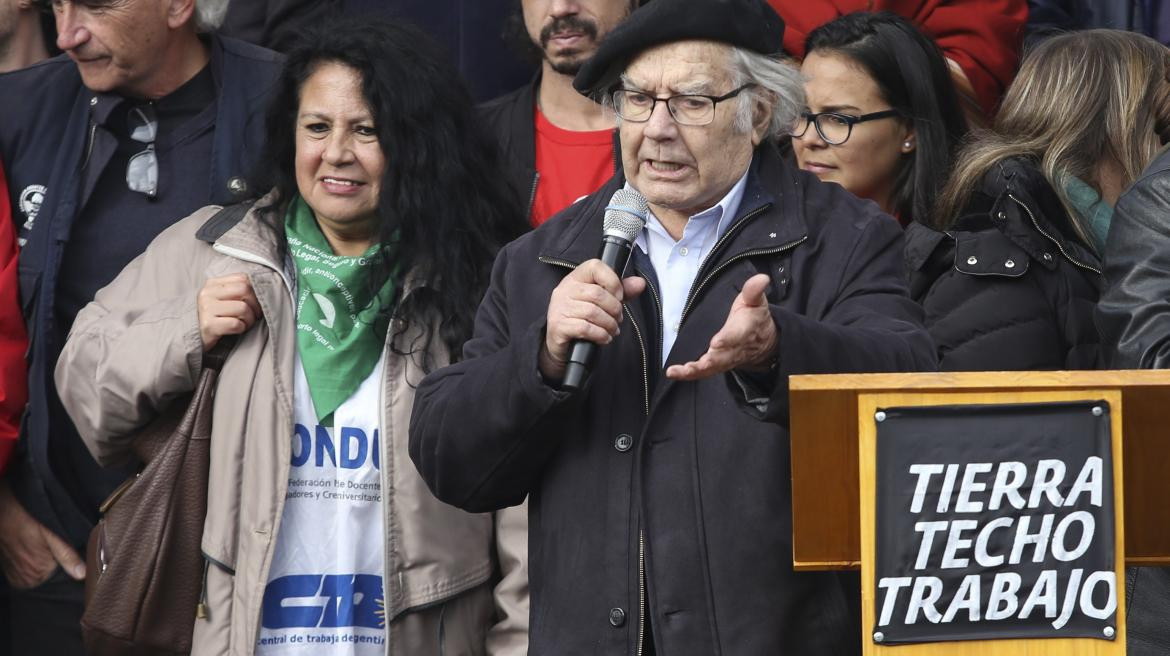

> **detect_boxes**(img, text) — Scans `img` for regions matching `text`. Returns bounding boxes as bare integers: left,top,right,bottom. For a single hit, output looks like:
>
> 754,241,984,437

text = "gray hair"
193,0,231,32
728,46,804,139
597,42,804,140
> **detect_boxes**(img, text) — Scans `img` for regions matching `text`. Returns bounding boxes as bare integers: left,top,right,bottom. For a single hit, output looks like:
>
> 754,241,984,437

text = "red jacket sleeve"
0,163,29,475
770,0,1027,117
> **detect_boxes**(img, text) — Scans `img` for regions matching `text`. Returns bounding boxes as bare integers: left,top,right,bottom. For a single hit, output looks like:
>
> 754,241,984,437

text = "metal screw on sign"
1103,626,1115,639
875,411,887,423
1092,406,1104,417
873,632,885,643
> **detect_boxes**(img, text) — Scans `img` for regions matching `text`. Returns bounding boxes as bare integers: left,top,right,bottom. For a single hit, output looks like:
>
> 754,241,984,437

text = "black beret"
573,0,785,95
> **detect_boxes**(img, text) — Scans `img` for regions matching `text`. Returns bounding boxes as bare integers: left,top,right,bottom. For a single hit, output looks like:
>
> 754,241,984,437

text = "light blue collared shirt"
632,167,751,366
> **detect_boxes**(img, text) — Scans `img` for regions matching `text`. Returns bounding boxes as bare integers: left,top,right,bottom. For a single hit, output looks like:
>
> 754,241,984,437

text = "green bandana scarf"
285,195,398,425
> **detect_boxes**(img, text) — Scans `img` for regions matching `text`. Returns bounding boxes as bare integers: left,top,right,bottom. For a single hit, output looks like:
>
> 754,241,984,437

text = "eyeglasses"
611,84,756,126
126,104,158,198
790,109,900,145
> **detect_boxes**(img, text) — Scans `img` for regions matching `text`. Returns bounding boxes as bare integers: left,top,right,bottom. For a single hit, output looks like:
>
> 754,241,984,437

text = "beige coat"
55,198,529,655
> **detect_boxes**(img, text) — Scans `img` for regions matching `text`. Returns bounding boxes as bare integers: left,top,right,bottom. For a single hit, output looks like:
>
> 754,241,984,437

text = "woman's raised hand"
197,273,263,350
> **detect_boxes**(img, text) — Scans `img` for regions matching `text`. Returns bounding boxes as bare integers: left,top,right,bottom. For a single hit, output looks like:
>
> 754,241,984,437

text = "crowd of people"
3,0,1170,654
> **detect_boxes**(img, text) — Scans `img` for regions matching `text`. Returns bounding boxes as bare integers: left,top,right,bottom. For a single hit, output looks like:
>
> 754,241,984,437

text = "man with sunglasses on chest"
410,0,934,653
0,1,280,653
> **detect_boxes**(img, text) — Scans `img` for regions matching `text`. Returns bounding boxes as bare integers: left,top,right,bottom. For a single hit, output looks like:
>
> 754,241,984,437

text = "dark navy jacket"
410,144,935,655
219,0,534,101
1025,0,1158,46
0,35,281,547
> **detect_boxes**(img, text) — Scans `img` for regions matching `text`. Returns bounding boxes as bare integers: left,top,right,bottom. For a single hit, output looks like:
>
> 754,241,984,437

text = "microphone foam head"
603,188,649,241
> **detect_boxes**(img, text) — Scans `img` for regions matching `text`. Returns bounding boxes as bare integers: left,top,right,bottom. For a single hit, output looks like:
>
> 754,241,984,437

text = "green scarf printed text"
285,196,397,425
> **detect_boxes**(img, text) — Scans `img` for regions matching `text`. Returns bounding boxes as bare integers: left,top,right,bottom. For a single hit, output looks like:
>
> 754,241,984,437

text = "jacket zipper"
678,205,772,325
539,254,652,654
680,236,808,327
1007,194,1102,275
637,531,646,656
537,256,652,414
678,205,804,325
211,239,293,646
633,265,664,371
526,172,540,222
211,243,295,293
81,121,97,170
378,335,393,655
197,558,210,619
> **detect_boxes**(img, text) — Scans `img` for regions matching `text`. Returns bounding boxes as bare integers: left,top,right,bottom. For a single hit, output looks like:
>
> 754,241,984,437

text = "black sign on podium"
873,401,1117,645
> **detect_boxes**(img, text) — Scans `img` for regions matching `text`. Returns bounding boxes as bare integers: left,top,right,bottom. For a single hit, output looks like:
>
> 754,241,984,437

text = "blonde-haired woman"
904,29,1170,370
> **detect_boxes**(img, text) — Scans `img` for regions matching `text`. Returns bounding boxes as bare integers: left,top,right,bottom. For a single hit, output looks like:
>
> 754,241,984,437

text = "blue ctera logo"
261,574,384,629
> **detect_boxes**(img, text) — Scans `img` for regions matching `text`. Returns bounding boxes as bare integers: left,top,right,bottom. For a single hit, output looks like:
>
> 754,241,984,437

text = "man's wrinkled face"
52,0,173,96
522,0,632,75
619,40,766,220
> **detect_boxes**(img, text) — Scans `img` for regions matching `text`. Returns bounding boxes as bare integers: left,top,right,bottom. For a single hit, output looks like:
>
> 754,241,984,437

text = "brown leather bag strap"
131,332,236,464
201,335,237,372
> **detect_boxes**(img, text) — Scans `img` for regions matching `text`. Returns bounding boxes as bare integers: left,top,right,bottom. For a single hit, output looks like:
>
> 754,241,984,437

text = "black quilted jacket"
904,157,1102,371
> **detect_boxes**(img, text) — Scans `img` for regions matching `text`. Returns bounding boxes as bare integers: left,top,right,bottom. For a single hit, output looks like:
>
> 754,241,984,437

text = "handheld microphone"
562,188,649,391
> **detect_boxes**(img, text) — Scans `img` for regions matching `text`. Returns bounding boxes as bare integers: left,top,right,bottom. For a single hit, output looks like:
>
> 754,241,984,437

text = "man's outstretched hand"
666,273,778,381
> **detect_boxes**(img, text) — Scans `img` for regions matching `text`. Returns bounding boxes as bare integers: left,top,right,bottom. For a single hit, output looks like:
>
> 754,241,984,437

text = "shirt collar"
634,161,752,251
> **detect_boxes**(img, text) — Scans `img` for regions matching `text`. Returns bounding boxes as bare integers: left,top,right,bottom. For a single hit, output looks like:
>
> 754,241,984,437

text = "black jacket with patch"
0,36,282,547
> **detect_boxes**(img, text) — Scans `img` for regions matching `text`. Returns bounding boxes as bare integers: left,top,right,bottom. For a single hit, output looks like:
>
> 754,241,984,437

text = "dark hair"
255,18,528,368
805,12,968,223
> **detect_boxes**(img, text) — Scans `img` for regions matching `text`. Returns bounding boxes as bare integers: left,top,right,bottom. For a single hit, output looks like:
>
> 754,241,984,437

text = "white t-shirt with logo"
256,353,387,654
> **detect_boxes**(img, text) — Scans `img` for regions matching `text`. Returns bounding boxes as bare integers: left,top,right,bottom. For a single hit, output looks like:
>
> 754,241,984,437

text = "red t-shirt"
0,163,28,474
532,107,615,226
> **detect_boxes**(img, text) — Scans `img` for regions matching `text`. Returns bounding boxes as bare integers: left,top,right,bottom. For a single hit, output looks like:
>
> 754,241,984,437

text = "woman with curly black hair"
55,17,530,655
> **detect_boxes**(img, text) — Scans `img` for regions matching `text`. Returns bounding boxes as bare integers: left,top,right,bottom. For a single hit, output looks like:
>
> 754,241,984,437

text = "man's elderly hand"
540,259,646,382
666,273,778,381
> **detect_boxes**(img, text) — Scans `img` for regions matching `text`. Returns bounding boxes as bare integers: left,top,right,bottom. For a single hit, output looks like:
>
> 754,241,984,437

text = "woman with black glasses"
791,11,967,226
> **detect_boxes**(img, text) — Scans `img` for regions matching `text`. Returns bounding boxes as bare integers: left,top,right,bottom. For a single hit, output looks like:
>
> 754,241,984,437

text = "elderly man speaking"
411,0,934,653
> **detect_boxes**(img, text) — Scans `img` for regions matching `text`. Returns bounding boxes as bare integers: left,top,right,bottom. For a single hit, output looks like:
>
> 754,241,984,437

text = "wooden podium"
789,370,1170,655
